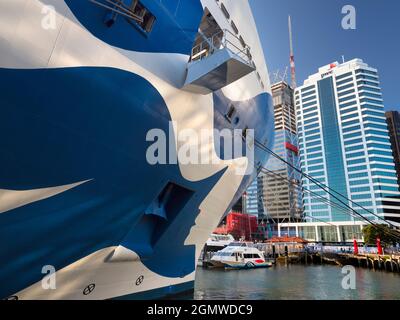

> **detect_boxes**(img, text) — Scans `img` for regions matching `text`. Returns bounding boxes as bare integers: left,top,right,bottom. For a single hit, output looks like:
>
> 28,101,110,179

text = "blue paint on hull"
64,0,204,55
0,66,224,298
0,66,274,299
112,281,195,300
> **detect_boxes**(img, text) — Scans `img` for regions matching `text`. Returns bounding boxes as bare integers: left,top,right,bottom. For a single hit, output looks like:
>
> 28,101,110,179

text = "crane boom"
288,15,296,89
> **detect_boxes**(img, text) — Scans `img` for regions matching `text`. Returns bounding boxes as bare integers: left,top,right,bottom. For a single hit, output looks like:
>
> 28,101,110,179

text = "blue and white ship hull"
0,0,274,299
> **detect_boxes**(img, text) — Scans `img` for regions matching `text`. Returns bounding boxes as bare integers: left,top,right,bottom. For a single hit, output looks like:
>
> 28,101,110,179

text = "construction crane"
288,15,296,89
269,67,288,85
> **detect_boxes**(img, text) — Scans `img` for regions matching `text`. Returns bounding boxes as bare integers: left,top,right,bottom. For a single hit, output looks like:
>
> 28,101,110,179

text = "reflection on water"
194,264,400,300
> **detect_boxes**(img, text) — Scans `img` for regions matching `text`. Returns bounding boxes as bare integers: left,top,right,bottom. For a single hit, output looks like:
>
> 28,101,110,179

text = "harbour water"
194,264,400,300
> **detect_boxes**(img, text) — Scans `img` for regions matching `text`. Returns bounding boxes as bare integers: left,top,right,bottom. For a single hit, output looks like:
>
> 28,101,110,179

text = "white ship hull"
0,0,274,299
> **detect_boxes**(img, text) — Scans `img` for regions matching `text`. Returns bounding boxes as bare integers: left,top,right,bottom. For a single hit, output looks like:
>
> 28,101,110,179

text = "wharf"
292,251,400,273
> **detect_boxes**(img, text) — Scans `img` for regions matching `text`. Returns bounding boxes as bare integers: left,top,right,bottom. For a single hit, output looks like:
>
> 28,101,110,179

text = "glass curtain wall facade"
295,59,400,226
244,181,259,217
385,111,400,186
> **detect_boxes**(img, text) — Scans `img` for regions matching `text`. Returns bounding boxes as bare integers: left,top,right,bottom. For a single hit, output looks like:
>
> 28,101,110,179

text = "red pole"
377,238,383,255
353,239,359,255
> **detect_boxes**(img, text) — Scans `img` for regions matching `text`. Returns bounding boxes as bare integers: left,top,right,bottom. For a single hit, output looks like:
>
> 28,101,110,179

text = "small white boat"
206,234,235,251
198,234,235,267
210,242,272,269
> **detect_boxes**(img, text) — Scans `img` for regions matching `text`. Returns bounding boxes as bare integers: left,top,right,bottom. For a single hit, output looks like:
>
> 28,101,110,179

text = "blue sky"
250,0,400,111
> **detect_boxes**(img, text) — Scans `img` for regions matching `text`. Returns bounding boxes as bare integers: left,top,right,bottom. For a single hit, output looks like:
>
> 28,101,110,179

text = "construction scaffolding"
258,82,303,225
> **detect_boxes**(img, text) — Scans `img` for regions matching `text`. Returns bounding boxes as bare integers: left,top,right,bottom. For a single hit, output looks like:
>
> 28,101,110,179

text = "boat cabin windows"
215,252,235,257
243,254,263,259
230,242,247,247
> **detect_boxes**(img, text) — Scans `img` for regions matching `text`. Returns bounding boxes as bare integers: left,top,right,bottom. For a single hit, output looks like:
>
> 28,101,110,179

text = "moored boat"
210,242,273,269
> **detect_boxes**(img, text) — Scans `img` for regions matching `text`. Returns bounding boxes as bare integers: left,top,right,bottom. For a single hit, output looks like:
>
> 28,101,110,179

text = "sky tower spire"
288,15,297,89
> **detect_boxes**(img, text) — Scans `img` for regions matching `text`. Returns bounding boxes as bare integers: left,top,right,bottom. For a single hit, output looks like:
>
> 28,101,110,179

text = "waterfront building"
292,58,400,238
213,211,258,241
385,111,400,186
257,81,303,224
279,221,366,243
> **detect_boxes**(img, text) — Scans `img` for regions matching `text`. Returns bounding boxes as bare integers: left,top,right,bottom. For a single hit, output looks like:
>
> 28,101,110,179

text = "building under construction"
258,81,303,225
385,111,400,187
243,16,302,237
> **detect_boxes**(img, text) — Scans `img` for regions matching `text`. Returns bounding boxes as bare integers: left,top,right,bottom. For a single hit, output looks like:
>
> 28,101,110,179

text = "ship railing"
190,29,253,66
88,0,144,23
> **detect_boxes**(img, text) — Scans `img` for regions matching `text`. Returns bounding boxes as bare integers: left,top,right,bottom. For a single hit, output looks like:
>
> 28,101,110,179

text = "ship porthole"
83,283,96,295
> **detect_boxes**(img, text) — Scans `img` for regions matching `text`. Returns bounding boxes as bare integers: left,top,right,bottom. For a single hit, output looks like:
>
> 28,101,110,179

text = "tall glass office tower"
295,59,400,227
